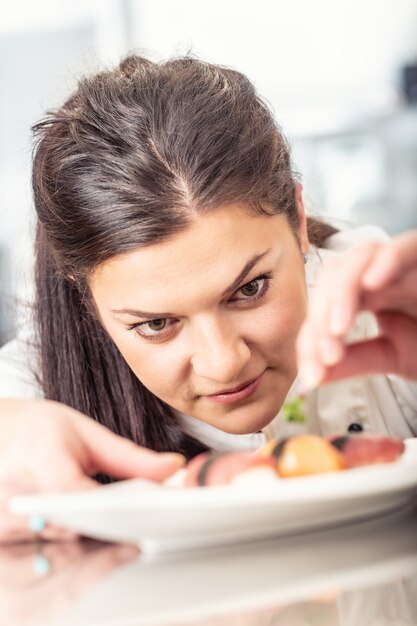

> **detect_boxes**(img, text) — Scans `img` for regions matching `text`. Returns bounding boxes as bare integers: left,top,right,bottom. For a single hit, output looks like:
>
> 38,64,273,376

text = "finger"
0,514,73,547
319,243,379,337
317,334,346,367
78,419,186,482
0,504,79,546
322,336,397,383
296,320,326,390
0,464,97,545
39,525,79,542
0,486,42,545
363,230,417,289
326,243,379,337
30,456,99,494
376,312,417,380
0,514,36,545
363,272,417,305
297,287,345,389
308,261,344,337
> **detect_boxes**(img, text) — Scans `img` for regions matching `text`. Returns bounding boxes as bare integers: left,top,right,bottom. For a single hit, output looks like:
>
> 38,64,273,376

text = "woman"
0,55,416,541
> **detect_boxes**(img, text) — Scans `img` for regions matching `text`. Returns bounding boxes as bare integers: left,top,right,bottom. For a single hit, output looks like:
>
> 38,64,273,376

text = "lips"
207,376,260,397
204,372,264,405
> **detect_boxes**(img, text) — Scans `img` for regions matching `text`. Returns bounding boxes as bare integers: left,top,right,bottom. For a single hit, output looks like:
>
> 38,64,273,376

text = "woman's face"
90,201,309,434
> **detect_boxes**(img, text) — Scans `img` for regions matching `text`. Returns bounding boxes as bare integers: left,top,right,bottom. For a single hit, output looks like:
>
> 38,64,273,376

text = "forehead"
90,204,292,306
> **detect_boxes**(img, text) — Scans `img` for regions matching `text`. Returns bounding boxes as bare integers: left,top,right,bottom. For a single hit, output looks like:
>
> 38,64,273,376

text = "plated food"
10,437,416,551
183,433,406,487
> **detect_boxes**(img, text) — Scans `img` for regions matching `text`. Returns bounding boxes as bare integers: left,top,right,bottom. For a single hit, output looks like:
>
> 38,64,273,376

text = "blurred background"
1,0,417,345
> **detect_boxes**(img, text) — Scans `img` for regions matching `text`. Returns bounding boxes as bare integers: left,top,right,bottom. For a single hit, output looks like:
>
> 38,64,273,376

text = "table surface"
1,497,417,626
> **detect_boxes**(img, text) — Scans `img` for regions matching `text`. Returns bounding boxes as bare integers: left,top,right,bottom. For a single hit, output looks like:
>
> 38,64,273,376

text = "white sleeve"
0,336,42,399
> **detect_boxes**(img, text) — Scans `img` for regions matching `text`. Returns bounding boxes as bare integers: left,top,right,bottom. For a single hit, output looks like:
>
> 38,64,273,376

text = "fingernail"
33,555,50,576
298,362,324,392
329,305,350,336
319,336,343,366
59,530,80,541
362,268,382,289
29,515,46,533
115,545,140,563
161,453,186,467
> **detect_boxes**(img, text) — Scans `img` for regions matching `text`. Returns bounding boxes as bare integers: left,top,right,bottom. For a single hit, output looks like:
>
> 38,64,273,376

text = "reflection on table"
1,498,417,626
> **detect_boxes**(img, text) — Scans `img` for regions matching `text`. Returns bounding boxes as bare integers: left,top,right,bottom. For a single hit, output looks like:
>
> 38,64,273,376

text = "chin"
216,403,281,435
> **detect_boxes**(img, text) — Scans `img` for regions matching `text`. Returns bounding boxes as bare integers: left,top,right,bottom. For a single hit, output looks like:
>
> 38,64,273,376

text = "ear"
295,182,309,254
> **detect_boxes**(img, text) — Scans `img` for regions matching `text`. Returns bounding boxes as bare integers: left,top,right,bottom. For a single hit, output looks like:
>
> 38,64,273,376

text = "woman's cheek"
119,337,185,398
99,324,163,385
263,295,306,343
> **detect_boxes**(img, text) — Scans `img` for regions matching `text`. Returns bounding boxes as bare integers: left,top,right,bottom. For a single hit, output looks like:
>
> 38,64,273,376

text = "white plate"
11,438,417,554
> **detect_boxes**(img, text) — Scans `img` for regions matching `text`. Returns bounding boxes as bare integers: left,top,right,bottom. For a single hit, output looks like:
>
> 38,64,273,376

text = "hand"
0,399,185,543
297,230,417,388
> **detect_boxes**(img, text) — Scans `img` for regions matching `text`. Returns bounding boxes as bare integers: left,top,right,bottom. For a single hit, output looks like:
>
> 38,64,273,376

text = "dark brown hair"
32,55,337,472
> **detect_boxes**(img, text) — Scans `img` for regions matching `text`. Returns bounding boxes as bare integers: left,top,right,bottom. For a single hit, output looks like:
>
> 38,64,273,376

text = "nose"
190,316,251,383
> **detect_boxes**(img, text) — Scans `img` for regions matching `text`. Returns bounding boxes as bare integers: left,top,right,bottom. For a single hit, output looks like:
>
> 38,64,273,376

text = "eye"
128,318,176,339
239,279,262,297
143,319,167,334
231,274,271,303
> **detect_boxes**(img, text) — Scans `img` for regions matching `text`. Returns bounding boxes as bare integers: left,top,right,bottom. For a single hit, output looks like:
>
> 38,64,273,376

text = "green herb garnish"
282,395,307,423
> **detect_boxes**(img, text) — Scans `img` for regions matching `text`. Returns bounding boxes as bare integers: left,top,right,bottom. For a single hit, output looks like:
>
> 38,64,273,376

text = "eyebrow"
111,248,272,319
220,249,272,297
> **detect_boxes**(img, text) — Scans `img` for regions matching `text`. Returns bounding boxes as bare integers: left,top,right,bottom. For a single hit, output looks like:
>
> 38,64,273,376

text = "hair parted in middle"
32,54,337,473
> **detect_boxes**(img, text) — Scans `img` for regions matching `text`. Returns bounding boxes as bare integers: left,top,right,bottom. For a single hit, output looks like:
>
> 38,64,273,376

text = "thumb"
78,418,185,482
